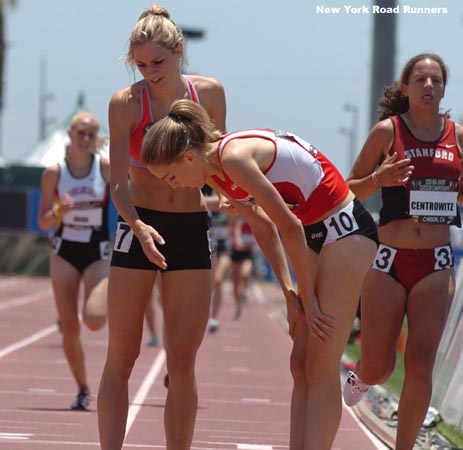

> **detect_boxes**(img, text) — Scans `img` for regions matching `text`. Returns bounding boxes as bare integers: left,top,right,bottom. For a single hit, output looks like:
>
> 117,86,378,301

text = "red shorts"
372,243,454,292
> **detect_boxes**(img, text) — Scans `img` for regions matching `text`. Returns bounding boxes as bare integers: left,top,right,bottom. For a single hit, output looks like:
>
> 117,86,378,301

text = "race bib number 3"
434,245,453,271
113,222,134,253
372,244,397,272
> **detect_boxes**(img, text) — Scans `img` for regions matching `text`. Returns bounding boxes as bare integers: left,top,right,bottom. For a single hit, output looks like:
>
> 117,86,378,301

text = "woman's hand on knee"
303,296,336,343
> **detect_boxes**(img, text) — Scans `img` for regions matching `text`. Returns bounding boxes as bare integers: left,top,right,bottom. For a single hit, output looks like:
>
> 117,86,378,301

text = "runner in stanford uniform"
37,111,110,411
140,98,379,450
381,114,460,227
342,53,463,450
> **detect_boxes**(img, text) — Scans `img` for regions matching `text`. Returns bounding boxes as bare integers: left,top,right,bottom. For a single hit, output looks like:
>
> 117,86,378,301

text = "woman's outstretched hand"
375,152,414,187
136,222,167,269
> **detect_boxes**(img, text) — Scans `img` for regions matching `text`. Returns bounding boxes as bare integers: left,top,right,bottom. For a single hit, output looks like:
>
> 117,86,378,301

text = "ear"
401,83,408,97
174,40,184,59
183,149,196,163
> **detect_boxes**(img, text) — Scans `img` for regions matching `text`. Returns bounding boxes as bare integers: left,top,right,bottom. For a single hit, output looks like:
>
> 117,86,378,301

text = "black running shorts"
110,207,211,271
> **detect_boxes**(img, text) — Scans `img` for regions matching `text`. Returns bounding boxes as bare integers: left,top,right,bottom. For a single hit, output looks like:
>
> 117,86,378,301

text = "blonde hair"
69,111,107,153
70,111,100,130
141,99,221,166
126,4,184,69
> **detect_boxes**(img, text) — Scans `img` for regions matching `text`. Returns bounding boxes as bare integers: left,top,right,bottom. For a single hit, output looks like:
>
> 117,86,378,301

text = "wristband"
51,204,59,219
372,171,382,188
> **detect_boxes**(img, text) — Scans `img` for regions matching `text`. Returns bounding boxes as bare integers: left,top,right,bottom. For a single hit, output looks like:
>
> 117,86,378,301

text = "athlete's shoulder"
187,74,225,96
361,118,395,158
455,122,463,154
44,162,60,175
373,117,394,133
109,82,143,129
454,121,463,135
99,155,111,183
99,154,110,168
110,82,142,109
41,162,60,185
368,117,394,142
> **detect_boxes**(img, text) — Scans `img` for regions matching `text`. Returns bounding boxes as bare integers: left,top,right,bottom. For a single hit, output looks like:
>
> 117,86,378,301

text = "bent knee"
290,354,306,382
361,361,395,385
83,314,106,331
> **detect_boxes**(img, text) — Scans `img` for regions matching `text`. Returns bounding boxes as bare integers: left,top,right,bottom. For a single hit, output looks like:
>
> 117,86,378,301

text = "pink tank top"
129,76,200,168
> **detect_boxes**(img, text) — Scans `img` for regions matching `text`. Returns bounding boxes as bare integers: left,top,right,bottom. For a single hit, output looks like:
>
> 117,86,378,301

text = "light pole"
344,103,359,170
338,126,353,176
38,57,55,141
181,27,205,40
179,27,205,75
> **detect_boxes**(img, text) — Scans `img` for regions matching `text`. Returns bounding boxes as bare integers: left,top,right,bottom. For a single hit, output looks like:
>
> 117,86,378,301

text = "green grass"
344,343,405,399
343,342,463,447
437,422,463,448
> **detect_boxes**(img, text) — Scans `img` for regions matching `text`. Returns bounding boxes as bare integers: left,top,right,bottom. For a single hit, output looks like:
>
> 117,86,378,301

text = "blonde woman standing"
38,111,110,410
97,5,228,450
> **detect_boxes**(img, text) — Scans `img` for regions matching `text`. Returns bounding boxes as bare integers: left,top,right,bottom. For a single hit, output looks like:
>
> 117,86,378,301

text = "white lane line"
240,398,271,404
0,432,33,440
223,346,249,353
0,276,21,287
237,445,273,450
0,325,57,359
125,349,166,438
0,438,161,447
0,289,52,312
229,367,250,373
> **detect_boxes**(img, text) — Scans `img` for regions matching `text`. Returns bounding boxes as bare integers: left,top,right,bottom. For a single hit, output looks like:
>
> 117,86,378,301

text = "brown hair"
377,53,448,121
141,99,221,166
126,4,184,69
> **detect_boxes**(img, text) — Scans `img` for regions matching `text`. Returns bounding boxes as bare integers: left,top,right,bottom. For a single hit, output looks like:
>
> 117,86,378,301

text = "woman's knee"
83,314,106,331
105,344,141,381
166,351,196,380
60,317,81,338
360,357,395,385
290,350,306,382
404,351,435,384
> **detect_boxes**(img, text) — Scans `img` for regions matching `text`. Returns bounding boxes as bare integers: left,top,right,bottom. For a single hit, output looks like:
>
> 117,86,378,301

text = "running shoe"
70,390,91,411
148,335,158,346
208,318,219,333
343,371,370,406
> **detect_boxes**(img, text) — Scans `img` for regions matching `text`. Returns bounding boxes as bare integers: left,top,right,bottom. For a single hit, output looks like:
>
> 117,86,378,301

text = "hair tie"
168,112,191,124
168,112,182,122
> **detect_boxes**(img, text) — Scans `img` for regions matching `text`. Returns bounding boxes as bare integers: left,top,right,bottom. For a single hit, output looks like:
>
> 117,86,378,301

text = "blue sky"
1,0,462,175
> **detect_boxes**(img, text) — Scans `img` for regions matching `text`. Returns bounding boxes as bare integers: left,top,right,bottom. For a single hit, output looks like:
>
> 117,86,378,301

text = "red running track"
0,275,388,449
